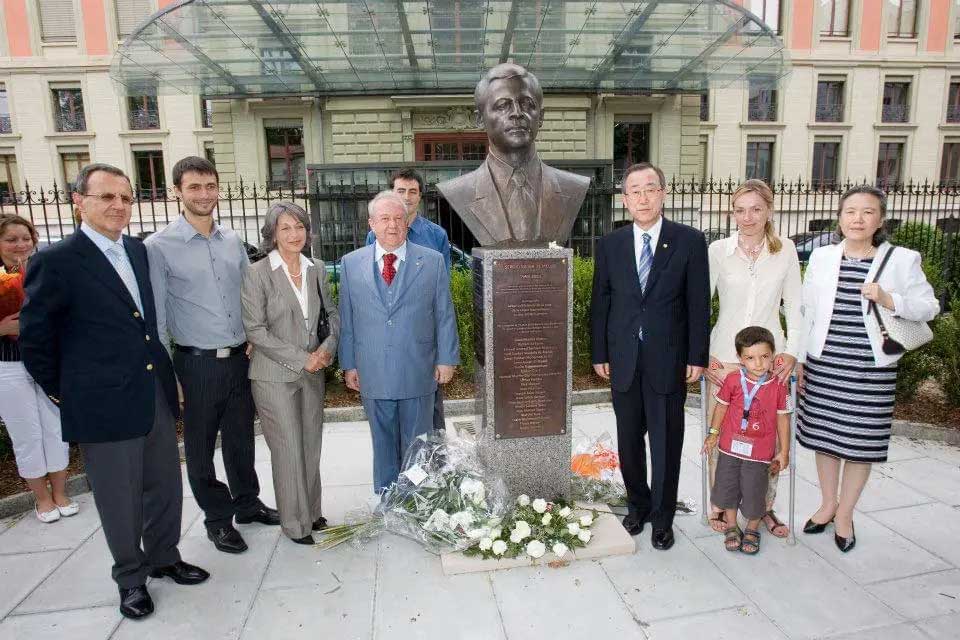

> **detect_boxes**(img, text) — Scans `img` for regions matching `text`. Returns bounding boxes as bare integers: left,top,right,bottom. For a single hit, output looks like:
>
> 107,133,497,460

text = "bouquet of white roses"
462,494,600,561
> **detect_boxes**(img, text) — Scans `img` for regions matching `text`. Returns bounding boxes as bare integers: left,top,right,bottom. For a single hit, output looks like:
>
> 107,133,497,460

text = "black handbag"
315,273,330,344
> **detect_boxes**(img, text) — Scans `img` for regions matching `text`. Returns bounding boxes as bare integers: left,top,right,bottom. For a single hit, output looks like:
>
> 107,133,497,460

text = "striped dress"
797,257,898,463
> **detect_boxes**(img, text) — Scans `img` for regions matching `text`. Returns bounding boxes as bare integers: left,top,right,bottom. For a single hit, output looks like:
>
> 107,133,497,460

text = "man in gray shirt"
146,157,279,555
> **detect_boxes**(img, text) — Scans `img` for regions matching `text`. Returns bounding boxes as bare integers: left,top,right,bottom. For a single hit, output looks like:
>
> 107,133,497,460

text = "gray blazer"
241,257,340,383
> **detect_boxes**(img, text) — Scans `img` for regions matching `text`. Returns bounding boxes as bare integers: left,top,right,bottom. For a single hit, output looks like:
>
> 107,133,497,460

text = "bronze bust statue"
437,63,590,246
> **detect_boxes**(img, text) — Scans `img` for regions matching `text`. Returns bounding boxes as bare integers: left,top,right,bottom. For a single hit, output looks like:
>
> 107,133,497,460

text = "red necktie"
382,253,397,286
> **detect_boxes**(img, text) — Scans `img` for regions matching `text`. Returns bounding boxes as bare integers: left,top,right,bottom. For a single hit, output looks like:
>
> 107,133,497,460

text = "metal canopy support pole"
248,0,328,92
591,0,659,81
498,0,520,63
395,0,419,70
663,16,748,90
156,20,246,94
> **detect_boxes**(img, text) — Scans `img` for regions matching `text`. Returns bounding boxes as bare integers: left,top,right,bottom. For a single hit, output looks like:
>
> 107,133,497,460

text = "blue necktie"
106,244,144,315
637,232,652,293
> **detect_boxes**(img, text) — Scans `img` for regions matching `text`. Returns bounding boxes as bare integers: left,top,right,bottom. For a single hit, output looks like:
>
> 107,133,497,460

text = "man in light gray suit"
338,191,460,492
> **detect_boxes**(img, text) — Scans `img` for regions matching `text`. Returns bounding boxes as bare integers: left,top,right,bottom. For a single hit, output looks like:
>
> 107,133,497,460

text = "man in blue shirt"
365,170,452,430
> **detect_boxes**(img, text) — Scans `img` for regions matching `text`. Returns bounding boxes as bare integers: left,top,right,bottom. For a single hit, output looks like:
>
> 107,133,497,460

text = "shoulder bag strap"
867,246,895,335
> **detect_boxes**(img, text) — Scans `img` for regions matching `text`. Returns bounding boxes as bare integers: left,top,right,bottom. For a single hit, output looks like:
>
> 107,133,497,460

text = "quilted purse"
865,247,933,355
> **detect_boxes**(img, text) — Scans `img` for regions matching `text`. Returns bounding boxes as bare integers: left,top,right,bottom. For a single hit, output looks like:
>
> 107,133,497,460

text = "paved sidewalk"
1,404,958,640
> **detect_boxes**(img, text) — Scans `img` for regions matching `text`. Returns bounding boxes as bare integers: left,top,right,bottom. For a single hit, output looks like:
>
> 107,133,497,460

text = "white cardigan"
800,241,939,367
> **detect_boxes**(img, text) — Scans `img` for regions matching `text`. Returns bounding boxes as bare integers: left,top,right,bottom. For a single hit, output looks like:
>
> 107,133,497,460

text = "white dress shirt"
375,241,407,274
268,249,314,326
632,216,662,273
708,231,803,363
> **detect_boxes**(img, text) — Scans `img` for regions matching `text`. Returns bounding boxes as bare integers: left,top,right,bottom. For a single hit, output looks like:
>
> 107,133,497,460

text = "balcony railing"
815,103,843,122
747,102,777,122
881,103,909,123
0,115,11,134
947,105,960,124
54,112,86,132
128,110,160,130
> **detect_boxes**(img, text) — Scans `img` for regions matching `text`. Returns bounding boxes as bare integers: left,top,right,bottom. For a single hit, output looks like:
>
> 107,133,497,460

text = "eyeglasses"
624,186,663,199
83,192,135,206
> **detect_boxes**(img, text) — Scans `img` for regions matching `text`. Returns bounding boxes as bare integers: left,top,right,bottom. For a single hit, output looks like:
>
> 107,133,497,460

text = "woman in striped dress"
797,185,938,552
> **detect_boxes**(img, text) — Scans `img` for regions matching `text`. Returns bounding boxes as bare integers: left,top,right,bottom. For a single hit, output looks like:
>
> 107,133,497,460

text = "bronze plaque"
493,258,568,439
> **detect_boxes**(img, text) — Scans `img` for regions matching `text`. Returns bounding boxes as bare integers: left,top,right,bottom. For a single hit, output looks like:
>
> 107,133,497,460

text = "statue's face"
477,75,543,152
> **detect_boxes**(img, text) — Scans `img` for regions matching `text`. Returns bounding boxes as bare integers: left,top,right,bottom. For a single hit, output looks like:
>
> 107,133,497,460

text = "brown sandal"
723,525,742,552
740,528,761,555
762,510,789,538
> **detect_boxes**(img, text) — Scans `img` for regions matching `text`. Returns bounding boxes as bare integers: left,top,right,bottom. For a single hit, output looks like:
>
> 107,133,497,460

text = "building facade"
0,0,959,197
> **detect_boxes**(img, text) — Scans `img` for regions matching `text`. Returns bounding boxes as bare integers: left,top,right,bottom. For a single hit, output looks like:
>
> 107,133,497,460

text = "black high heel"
802,516,834,534
835,522,856,552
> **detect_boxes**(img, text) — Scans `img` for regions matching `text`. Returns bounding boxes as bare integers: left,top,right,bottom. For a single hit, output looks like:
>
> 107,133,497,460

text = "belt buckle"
215,347,231,359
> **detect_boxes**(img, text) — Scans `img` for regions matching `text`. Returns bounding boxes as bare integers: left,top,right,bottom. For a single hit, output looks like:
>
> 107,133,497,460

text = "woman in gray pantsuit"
241,202,339,545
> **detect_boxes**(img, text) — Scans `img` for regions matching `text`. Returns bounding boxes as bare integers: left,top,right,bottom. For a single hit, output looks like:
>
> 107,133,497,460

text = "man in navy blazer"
19,164,208,620
590,162,710,550
338,191,460,493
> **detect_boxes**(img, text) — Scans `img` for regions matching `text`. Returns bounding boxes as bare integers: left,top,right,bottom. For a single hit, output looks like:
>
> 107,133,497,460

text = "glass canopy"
111,0,789,98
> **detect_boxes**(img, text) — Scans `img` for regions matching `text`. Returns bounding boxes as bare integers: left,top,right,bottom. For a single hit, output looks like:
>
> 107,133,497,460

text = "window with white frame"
819,0,850,37
116,0,152,39
886,0,917,39
746,137,775,184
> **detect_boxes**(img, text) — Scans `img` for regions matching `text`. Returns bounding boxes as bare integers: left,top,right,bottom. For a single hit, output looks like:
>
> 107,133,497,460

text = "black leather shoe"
622,514,644,536
803,516,834,534
312,517,328,531
236,505,281,526
207,526,248,554
651,527,675,551
290,534,315,545
149,561,210,585
119,585,154,619
835,523,856,553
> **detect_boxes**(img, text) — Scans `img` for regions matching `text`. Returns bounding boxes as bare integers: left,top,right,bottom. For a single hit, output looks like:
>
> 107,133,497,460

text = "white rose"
467,527,489,540
478,537,493,551
541,513,553,525
448,510,475,531
578,529,592,543
489,526,502,539
567,522,580,535
424,509,450,532
459,478,486,504
492,539,507,556
579,514,594,527
526,539,546,559
515,520,531,535
532,498,548,513
552,542,569,558
559,506,572,518
517,494,531,506
509,529,525,543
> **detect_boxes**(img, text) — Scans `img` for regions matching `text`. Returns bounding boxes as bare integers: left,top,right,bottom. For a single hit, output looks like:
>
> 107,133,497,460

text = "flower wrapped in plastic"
0,269,24,334
570,431,627,506
379,431,509,554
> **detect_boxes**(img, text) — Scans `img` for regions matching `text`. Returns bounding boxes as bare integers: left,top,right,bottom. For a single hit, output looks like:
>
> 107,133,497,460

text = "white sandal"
57,501,80,517
35,506,61,523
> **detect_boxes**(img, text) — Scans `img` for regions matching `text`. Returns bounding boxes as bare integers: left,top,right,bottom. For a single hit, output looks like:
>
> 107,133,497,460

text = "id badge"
730,437,754,458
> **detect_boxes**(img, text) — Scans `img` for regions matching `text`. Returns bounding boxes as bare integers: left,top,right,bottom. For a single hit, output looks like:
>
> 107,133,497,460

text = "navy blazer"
590,218,710,394
19,231,179,443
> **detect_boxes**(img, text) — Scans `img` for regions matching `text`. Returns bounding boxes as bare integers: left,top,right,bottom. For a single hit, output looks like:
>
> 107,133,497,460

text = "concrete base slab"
440,504,634,575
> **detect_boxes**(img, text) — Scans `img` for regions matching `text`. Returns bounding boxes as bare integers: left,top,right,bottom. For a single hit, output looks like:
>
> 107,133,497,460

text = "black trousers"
433,385,446,430
173,350,261,530
80,380,182,589
611,344,687,530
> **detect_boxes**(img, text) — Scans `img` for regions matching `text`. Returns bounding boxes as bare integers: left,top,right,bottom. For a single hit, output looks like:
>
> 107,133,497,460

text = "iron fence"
8,176,960,279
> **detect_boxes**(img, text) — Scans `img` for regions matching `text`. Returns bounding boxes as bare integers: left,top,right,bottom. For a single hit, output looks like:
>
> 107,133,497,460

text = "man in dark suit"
19,164,209,619
437,63,589,246
590,162,710,550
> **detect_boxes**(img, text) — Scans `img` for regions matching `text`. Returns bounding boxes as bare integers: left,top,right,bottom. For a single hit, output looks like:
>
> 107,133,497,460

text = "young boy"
702,326,790,555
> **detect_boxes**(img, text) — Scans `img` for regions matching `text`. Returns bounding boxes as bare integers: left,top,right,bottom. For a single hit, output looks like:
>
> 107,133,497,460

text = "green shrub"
449,268,475,377
932,298,960,407
0,420,10,459
571,256,594,376
896,342,940,401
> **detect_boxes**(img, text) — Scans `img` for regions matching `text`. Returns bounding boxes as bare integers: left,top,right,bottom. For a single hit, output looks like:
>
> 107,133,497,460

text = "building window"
745,138,775,184
265,123,306,189
948,82,960,123
133,149,166,199
414,132,487,161
748,77,777,122
699,134,710,180
0,154,20,204
955,0,960,40
38,0,77,42
260,48,299,77
881,81,910,123
815,80,845,122
127,94,160,130
203,141,216,166
886,0,917,38
819,0,850,36
812,139,841,188
347,3,403,58
201,99,214,128
744,1,781,33
60,149,89,192
0,86,10,134
613,121,650,182
52,88,86,132
699,93,709,121
941,142,960,186
876,140,904,187
116,0,152,39
432,0,484,63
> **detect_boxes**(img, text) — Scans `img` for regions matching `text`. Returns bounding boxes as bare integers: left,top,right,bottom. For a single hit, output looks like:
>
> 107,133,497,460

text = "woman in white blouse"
241,202,339,545
705,179,802,537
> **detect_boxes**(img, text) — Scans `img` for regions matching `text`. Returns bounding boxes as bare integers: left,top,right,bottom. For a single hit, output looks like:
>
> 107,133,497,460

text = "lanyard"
739,368,767,433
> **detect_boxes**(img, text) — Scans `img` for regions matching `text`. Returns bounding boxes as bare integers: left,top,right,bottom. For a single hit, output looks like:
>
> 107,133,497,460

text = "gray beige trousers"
251,374,325,539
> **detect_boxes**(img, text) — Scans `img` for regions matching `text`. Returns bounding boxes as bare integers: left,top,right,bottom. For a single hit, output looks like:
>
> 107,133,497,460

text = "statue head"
474,63,544,157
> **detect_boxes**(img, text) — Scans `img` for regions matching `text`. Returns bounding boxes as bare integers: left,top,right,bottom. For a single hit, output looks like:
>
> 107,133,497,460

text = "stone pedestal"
472,246,573,500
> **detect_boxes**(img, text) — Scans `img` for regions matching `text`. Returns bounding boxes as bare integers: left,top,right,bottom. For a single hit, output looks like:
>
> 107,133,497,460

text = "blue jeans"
362,394,435,492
